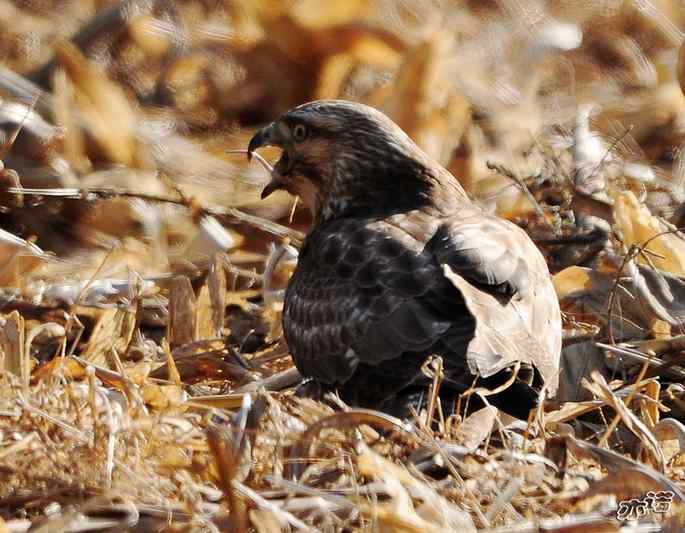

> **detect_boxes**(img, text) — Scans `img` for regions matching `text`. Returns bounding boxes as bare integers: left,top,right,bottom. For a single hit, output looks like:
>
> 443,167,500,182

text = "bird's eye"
292,123,308,142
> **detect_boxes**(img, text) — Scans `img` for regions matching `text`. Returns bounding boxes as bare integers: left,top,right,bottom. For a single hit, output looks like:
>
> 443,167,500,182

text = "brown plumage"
248,100,561,419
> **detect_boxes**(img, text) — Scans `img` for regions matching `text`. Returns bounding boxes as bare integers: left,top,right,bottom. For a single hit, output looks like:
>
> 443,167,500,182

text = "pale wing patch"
442,264,560,394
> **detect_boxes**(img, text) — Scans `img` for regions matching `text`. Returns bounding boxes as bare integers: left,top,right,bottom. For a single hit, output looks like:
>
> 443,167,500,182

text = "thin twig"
598,353,652,448
226,148,274,173
584,124,634,185
606,245,638,345
0,95,39,160
485,161,553,230
0,186,305,246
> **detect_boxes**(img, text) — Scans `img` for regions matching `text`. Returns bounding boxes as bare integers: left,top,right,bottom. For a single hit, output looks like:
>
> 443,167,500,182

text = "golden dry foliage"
613,190,685,276
1,0,685,531
53,41,143,167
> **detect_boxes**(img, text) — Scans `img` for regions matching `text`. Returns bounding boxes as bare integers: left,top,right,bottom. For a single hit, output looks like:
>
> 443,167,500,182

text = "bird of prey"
248,100,561,419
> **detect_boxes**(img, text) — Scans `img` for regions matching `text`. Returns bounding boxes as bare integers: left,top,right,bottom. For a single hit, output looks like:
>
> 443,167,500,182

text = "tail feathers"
381,377,540,420
482,379,538,420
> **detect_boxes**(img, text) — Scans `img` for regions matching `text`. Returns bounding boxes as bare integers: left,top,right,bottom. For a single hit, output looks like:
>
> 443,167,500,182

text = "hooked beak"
247,122,278,160
247,122,289,200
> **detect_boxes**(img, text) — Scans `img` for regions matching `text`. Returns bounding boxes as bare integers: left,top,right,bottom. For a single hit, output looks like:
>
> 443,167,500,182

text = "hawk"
248,100,561,419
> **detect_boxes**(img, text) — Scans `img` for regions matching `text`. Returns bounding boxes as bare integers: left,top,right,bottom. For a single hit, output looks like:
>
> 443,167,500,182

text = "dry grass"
0,0,685,531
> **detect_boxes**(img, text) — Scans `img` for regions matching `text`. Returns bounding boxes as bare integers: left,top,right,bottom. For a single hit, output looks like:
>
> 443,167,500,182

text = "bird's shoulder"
427,208,545,297
288,209,444,297
428,209,562,390
289,203,534,293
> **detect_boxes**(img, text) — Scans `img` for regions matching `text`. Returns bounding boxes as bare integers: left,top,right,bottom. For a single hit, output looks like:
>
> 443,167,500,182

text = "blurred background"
1,0,684,287
4,2,685,529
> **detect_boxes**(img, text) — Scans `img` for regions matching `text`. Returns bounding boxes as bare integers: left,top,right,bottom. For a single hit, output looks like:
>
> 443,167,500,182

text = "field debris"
1,1,685,531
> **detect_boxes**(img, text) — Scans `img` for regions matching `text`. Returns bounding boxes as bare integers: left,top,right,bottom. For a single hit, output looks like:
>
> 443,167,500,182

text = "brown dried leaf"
167,276,197,348
290,0,370,28
564,433,683,499
127,15,172,58
81,308,136,366
122,361,151,386
249,509,283,533
627,259,685,327
52,68,89,174
152,353,252,385
356,444,476,532
196,284,215,341
0,230,47,288
613,191,685,276
286,409,413,480
641,379,661,426
315,53,355,99
162,339,181,385
141,383,186,411
54,41,140,166
580,466,680,504
553,266,596,299
653,418,685,463
32,356,85,383
457,406,497,451
545,400,603,427
186,393,246,410
382,33,470,164
209,254,227,337
583,371,666,472
207,427,248,533
0,311,26,387
554,265,656,339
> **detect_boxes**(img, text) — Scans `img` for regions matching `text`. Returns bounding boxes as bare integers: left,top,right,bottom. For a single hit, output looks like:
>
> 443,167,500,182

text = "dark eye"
292,123,308,142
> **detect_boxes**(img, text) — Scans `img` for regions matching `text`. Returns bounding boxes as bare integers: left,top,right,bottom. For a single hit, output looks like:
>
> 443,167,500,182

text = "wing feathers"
284,211,560,398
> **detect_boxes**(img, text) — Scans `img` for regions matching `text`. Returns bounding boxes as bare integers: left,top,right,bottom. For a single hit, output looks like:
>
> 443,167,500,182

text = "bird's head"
247,100,465,220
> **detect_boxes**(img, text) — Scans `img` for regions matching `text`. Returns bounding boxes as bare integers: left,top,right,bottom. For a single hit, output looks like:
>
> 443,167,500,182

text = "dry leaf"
54,41,141,166
127,15,172,58
583,371,666,472
0,229,47,288
653,418,685,463
196,284,215,341
209,253,227,337
382,32,470,165
81,308,136,366
249,509,284,533
357,444,475,533
613,191,685,276
457,406,497,450
167,276,197,348
32,356,85,383
0,311,26,387
141,383,186,411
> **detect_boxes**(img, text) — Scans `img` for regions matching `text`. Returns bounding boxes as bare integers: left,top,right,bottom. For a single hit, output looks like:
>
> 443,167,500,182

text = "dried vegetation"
1,0,685,531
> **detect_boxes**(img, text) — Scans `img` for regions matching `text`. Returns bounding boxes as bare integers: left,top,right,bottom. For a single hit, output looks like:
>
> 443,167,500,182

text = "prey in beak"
247,122,293,200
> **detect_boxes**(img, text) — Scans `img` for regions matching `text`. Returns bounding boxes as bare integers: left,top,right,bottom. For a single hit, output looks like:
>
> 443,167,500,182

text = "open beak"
247,123,289,200
247,122,278,160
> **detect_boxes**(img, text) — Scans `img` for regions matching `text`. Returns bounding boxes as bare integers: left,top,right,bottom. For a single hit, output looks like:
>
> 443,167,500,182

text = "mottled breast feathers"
282,204,561,397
